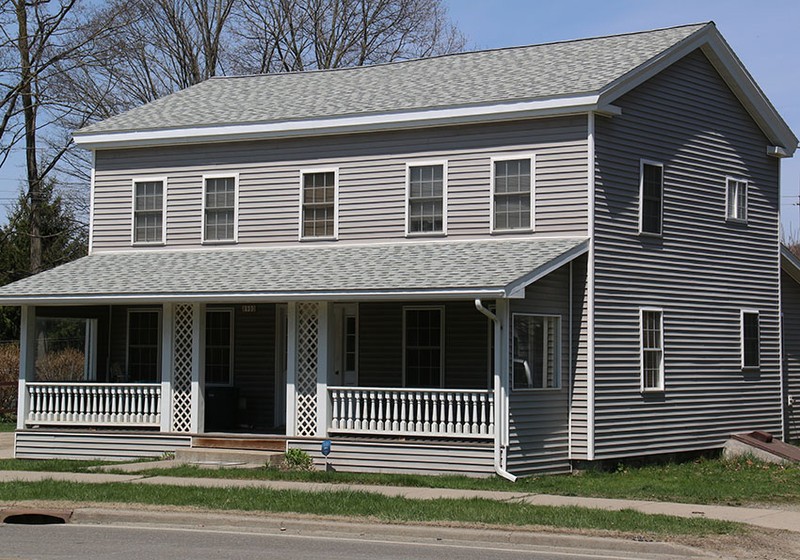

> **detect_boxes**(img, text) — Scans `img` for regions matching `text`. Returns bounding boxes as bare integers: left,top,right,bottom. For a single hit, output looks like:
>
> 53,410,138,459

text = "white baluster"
422,391,431,434
488,394,494,436
446,393,454,434
368,391,377,431
391,391,400,431
455,393,463,434
471,393,479,434
377,392,385,431
331,390,340,430
345,390,354,430
414,392,422,432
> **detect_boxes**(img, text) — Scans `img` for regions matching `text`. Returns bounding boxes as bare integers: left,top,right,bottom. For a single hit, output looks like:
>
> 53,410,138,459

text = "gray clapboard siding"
506,263,579,475
569,255,589,460
782,270,800,443
14,430,191,460
287,438,494,477
92,117,588,251
592,48,782,459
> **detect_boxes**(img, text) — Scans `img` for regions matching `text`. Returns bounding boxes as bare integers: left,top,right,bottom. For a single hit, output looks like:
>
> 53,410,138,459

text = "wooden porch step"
176,447,283,468
192,436,287,452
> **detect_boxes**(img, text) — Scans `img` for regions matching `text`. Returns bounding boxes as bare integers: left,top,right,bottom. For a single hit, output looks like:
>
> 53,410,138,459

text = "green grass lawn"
0,422,16,432
1,455,797,506
0,479,740,536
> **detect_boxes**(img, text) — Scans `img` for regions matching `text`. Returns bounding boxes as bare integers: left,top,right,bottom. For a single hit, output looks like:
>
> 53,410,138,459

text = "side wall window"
493,157,533,231
742,310,759,369
204,176,237,242
206,309,234,385
132,180,165,244
301,170,337,239
512,314,560,390
640,161,663,235
727,178,748,222
640,308,664,391
403,307,444,388
127,309,161,382
407,163,445,234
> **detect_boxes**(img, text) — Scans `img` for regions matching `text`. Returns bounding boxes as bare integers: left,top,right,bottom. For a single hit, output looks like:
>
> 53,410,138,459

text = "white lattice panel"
172,304,194,432
295,302,319,437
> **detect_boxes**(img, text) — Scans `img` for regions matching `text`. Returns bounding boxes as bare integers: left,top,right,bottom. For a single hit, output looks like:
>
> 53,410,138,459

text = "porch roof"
0,237,587,305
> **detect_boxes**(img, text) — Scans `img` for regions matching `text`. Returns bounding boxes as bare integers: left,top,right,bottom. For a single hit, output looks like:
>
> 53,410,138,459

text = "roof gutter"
73,95,617,150
476,298,517,482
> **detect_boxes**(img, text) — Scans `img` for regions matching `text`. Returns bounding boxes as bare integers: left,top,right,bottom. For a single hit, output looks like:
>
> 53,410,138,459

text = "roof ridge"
209,22,712,81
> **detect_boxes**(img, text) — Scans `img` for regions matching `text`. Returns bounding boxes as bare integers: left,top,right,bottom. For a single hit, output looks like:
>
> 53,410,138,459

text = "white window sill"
202,239,238,246
491,228,533,235
131,241,165,247
406,231,447,238
638,231,663,238
300,236,338,242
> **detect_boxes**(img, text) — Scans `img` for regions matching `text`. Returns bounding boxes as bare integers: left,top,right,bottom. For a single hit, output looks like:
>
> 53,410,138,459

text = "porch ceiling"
0,237,587,305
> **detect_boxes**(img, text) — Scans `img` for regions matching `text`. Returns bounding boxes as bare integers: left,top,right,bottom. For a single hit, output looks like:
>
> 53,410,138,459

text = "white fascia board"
73,94,602,150
781,245,800,285
0,287,508,306
599,24,797,156
504,239,590,298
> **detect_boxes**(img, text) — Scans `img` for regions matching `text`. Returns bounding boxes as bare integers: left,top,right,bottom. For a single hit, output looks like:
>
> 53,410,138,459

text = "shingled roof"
0,237,587,304
76,23,708,136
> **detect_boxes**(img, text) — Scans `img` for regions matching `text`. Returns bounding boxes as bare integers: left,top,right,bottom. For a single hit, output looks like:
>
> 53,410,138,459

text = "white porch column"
285,302,297,436
160,303,174,432
17,305,36,429
190,302,206,434
316,302,333,437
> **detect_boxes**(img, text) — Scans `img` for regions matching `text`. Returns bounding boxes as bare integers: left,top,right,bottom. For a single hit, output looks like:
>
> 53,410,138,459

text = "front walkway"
0,469,798,533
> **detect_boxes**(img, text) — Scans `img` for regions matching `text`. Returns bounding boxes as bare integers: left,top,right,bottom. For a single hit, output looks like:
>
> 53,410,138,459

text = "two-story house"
1,22,797,478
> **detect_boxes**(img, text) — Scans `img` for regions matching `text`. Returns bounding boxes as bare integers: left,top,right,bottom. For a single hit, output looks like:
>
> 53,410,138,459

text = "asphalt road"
0,523,696,560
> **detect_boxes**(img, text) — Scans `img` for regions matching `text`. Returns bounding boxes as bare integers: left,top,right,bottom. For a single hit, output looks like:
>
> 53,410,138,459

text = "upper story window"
741,310,759,369
640,308,664,391
493,157,533,232
407,163,446,235
639,161,663,236
512,314,560,390
206,308,234,385
301,170,337,239
403,306,444,388
132,179,165,244
204,175,237,243
726,178,747,222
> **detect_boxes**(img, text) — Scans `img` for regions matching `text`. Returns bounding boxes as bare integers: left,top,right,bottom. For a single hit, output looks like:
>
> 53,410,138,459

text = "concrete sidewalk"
1,469,799,533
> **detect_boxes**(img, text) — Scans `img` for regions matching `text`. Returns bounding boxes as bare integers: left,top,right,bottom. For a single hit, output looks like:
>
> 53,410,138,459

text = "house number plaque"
241,305,257,313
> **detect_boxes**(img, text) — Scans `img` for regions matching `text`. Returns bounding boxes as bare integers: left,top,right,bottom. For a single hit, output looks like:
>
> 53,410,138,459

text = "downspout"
475,298,517,482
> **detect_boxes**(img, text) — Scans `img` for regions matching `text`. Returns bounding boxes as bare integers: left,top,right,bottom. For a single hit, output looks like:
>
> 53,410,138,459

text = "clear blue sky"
1,1,798,233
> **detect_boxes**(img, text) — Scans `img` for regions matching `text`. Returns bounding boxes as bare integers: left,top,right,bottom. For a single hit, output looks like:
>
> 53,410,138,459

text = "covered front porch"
2,236,587,475
15,300,499,443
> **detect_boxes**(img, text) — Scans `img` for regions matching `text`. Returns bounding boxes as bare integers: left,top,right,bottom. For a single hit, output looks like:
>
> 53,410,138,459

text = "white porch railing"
26,382,162,427
328,387,494,439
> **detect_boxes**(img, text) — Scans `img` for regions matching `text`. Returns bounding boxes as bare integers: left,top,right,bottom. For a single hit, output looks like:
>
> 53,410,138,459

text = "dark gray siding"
592,49,782,459
92,117,588,251
507,263,580,475
358,301,490,388
569,255,589,459
782,270,800,443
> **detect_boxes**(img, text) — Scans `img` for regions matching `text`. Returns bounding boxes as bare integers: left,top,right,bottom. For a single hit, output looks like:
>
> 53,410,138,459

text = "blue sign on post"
321,439,332,457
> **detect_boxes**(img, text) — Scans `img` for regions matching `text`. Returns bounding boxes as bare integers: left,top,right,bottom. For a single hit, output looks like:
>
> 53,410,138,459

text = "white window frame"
298,167,339,240
205,307,235,386
640,307,665,392
130,176,167,246
490,154,535,233
126,308,163,382
402,305,445,388
741,309,760,370
638,160,664,236
726,177,748,223
511,313,562,391
405,160,448,237
201,173,239,244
